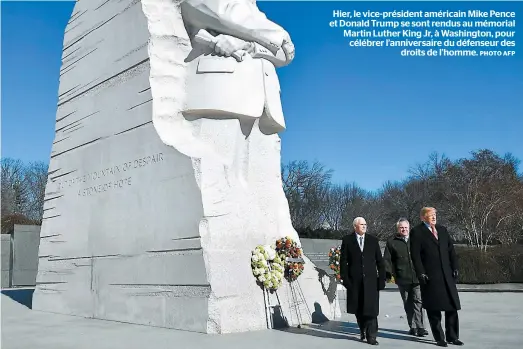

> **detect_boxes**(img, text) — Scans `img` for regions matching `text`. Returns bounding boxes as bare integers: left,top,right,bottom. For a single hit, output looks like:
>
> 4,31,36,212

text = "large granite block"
33,0,339,333
300,238,342,273
11,225,40,287
1,235,12,288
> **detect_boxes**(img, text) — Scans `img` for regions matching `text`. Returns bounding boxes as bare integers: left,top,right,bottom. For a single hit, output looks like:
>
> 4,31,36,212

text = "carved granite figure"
32,0,338,334
182,0,295,134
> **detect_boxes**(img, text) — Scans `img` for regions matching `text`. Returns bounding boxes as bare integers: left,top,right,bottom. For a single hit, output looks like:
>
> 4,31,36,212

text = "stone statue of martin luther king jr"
181,0,295,134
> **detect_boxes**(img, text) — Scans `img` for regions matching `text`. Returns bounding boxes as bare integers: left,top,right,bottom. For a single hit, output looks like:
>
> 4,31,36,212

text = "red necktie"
431,226,438,240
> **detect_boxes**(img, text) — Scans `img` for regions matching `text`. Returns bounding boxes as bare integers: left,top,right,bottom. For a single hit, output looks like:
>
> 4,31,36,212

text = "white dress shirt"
356,233,365,252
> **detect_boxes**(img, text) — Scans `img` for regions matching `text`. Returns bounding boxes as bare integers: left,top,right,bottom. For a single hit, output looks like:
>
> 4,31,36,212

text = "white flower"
251,254,259,262
258,275,266,282
263,245,276,260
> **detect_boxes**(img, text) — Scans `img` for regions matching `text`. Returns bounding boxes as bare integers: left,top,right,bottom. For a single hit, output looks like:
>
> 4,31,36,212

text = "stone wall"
1,225,41,288
1,234,13,288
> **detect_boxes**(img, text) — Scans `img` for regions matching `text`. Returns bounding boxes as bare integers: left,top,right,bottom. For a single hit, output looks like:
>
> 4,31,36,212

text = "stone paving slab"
2,292,522,349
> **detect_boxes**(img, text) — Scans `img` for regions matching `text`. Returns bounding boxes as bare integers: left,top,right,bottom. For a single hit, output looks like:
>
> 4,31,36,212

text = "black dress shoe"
417,328,428,337
367,338,379,345
447,339,464,346
409,329,417,335
436,341,448,347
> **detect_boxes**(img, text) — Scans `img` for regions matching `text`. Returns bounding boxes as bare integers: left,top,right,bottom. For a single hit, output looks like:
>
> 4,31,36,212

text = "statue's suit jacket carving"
181,0,290,133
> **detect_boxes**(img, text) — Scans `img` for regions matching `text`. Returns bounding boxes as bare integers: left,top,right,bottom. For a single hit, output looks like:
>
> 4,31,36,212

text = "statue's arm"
181,0,290,54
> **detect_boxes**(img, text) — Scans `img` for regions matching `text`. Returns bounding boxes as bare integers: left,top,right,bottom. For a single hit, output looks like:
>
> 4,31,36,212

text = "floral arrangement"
251,245,285,290
275,236,305,282
328,245,342,281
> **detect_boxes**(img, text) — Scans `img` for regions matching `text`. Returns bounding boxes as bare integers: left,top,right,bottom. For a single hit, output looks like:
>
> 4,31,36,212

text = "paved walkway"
381,283,523,293
2,292,522,349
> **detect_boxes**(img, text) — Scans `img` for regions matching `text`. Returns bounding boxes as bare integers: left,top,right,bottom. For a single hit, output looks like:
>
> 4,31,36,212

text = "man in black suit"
410,207,464,347
340,217,386,346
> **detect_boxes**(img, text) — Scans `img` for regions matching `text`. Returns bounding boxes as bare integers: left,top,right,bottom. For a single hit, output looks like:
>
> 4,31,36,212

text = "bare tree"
1,158,28,217
281,160,332,229
282,149,523,247
23,161,49,222
338,184,367,226
437,150,523,250
1,158,48,231
322,182,365,231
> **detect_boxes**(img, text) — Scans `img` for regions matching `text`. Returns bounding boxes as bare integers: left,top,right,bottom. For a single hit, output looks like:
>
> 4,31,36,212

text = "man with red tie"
410,207,463,347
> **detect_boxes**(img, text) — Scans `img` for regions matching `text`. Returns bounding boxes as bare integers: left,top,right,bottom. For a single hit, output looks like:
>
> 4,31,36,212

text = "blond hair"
420,207,437,217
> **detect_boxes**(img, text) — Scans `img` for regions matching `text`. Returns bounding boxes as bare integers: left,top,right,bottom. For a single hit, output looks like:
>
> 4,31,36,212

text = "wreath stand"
263,286,283,329
262,264,283,329
285,258,311,328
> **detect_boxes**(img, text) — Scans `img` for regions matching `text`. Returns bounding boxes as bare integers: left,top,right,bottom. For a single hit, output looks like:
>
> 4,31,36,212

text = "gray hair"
353,217,365,227
396,217,410,228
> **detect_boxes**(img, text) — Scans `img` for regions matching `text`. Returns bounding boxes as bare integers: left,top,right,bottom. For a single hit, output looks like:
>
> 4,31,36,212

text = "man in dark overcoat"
410,207,464,347
340,217,386,346
383,217,428,337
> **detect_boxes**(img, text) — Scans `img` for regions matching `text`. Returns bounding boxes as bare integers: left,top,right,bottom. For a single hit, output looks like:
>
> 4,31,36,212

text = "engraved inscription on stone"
55,152,164,197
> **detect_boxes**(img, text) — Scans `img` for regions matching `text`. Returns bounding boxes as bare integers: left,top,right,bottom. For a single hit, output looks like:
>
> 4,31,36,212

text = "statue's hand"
282,33,295,63
214,35,252,61
282,40,295,62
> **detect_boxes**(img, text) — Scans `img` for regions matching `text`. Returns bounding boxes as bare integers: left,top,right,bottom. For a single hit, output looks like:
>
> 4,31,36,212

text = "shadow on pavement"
274,302,435,345
1,287,34,309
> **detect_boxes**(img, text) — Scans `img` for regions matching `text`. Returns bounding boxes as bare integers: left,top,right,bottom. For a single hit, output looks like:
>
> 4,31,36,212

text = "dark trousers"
426,310,459,342
397,283,425,330
354,280,379,340
356,313,378,340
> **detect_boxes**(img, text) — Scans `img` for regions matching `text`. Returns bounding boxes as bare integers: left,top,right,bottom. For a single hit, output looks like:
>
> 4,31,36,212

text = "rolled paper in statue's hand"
251,44,287,67
194,29,244,61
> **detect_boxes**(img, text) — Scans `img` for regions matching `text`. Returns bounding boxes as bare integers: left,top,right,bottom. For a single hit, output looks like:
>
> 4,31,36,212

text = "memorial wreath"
251,245,285,291
327,245,396,284
275,236,305,282
328,245,342,281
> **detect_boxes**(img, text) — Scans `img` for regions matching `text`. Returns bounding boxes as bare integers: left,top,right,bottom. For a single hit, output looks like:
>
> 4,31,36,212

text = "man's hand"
213,35,253,61
419,274,429,285
453,270,459,279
